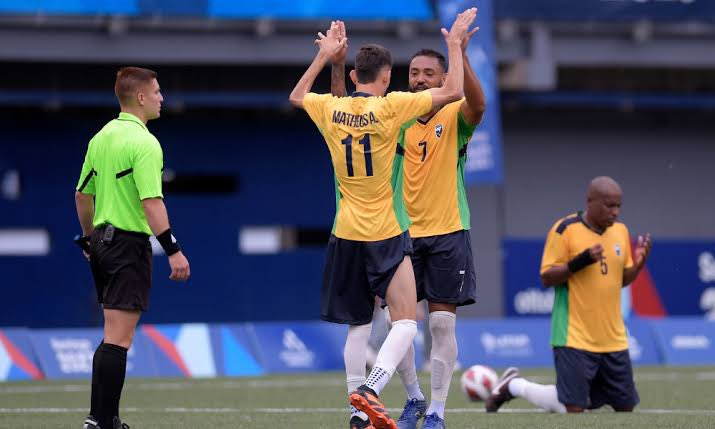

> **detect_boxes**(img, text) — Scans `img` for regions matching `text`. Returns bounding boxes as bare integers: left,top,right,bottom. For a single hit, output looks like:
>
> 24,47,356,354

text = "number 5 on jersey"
341,134,373,177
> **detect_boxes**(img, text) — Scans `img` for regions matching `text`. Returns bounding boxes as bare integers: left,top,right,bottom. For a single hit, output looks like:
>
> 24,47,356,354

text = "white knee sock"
345,323,372,420
365,319,417,396
508,378,567,413
396,342,425,401
426,311,457,419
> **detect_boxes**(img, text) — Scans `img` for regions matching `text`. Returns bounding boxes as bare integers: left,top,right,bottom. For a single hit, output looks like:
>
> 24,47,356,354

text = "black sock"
89,340,104,419
95,342,128,428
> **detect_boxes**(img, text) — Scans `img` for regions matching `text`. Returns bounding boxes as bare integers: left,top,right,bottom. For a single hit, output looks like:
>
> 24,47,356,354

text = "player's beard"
410,84,430,93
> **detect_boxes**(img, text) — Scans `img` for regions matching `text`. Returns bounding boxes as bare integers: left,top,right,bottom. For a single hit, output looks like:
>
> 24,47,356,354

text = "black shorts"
321,231,413,325
554,346,640,410
89,225,153,312
411,229,476,306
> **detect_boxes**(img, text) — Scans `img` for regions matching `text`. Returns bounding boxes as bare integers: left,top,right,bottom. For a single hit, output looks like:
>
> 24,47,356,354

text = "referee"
74,67,190,429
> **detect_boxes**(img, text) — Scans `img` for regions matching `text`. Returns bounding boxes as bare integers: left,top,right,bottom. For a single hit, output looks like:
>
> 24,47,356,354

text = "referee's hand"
168,251,190,282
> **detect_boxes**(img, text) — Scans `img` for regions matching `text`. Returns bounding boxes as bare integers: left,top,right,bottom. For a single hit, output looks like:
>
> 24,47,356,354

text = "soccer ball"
460,364,498,401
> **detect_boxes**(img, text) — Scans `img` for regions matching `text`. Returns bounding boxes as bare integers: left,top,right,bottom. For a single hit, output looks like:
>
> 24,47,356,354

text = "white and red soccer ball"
460,364,498,401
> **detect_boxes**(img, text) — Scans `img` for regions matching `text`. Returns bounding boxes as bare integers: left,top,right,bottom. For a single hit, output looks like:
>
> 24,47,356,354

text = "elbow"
447,87,463,103
474,102,486,115
288,92,303,109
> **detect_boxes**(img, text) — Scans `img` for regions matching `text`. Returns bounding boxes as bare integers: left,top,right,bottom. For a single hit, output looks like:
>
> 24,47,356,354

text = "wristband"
156,228,181,256
567,249,596,273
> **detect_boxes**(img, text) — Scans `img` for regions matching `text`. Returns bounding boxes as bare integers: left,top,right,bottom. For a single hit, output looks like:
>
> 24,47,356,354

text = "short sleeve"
303,93,334,131
76,143,96,195
386,91,433,125
132,137,164,200
623,226,635,269
540,222,570,274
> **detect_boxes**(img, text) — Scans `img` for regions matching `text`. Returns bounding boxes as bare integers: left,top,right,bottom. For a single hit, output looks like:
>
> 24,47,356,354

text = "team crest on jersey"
615,244,622,256
435,124,443,138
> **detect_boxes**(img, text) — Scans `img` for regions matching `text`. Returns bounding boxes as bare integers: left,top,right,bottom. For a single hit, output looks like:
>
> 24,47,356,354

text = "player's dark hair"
115,66,158,104
410,48,447,72
354,44,392,84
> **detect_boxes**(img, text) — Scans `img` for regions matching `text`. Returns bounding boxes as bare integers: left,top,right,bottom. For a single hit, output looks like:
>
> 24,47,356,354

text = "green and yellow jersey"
76,112,163,235
541,212,634,353
403,99,476,238
303,90,432,241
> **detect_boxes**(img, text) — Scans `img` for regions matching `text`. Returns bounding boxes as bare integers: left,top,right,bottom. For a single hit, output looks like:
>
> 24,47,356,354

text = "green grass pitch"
1,366,714,428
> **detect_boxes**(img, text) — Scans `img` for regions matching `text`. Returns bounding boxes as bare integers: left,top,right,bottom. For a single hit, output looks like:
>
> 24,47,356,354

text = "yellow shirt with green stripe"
541,212,634,353
403,99,476,238
303,91,433,241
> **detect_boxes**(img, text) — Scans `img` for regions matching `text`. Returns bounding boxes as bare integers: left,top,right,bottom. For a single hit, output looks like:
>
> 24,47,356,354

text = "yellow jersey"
303,90,433,241
403,99,476,237
541,212,634,353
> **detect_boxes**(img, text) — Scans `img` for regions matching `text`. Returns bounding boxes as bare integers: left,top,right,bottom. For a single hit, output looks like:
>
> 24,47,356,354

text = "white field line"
1,371,714,395
1,407,715,416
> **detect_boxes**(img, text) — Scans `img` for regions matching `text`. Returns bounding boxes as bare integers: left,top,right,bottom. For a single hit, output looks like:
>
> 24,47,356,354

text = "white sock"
396,343,425,401
345,323,372,420
508,378,566,413
427,400,446,418
365,319,417,395
426,311,457,418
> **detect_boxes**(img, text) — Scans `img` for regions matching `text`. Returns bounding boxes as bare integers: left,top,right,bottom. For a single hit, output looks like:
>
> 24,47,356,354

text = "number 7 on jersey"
341,134,373,177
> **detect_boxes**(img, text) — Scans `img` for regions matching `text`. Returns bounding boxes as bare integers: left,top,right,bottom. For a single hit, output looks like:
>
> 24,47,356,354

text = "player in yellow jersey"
330,15,486,429
486,177,652,414
289,9,477,429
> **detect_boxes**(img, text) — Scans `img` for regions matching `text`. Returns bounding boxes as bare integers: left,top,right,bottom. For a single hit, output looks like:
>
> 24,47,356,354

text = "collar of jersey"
117,112,148,130
351,91,374,98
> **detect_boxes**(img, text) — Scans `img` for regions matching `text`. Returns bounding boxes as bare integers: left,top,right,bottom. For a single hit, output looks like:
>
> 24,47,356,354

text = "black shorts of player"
411,229,476,306
89,225,153,312
321,231,413,325
554,346,640,410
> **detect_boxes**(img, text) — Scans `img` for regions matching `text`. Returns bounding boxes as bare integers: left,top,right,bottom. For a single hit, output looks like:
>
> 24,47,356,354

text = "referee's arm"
75,191,95,236
142,197,190,281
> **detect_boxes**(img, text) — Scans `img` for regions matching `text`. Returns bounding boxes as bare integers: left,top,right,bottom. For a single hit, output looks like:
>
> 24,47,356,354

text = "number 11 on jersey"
341,134,373,177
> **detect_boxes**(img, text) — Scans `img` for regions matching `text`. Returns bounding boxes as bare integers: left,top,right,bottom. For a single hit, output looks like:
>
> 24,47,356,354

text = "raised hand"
441,7,478,46
332,20,348,64
461,12,479,53
634,233,652,268
315,21,348,63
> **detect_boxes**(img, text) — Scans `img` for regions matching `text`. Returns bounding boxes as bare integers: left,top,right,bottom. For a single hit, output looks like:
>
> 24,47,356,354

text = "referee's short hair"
354,44,392,84
115,67,158,105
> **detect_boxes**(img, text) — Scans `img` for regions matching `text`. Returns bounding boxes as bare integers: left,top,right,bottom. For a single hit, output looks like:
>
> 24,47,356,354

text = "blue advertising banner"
496,0,715,22
455,319,553,368
438,0,503,184
625,318,661,366
209,0,433,20
651,318,715,365
29,328,156,380
0,328,42,381
250,321,346,373
141,324,217,378
504,239,715,318
0,0,137,15
210,324,264,377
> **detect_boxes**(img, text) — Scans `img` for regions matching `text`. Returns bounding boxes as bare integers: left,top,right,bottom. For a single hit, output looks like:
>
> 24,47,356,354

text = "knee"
613,406,634,412
566,405,585,413
429,311,456,340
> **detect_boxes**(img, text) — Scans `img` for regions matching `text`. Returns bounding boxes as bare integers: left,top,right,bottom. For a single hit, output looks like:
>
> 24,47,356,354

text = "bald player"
486,176,652,414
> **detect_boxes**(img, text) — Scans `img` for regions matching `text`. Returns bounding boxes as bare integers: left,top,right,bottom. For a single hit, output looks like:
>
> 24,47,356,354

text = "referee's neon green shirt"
76,112,163,235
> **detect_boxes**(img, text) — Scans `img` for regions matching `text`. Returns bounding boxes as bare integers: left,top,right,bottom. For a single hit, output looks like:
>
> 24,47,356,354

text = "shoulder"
552,213,581,235
304,92,335,105
386,91,430,103
612,222,630,237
